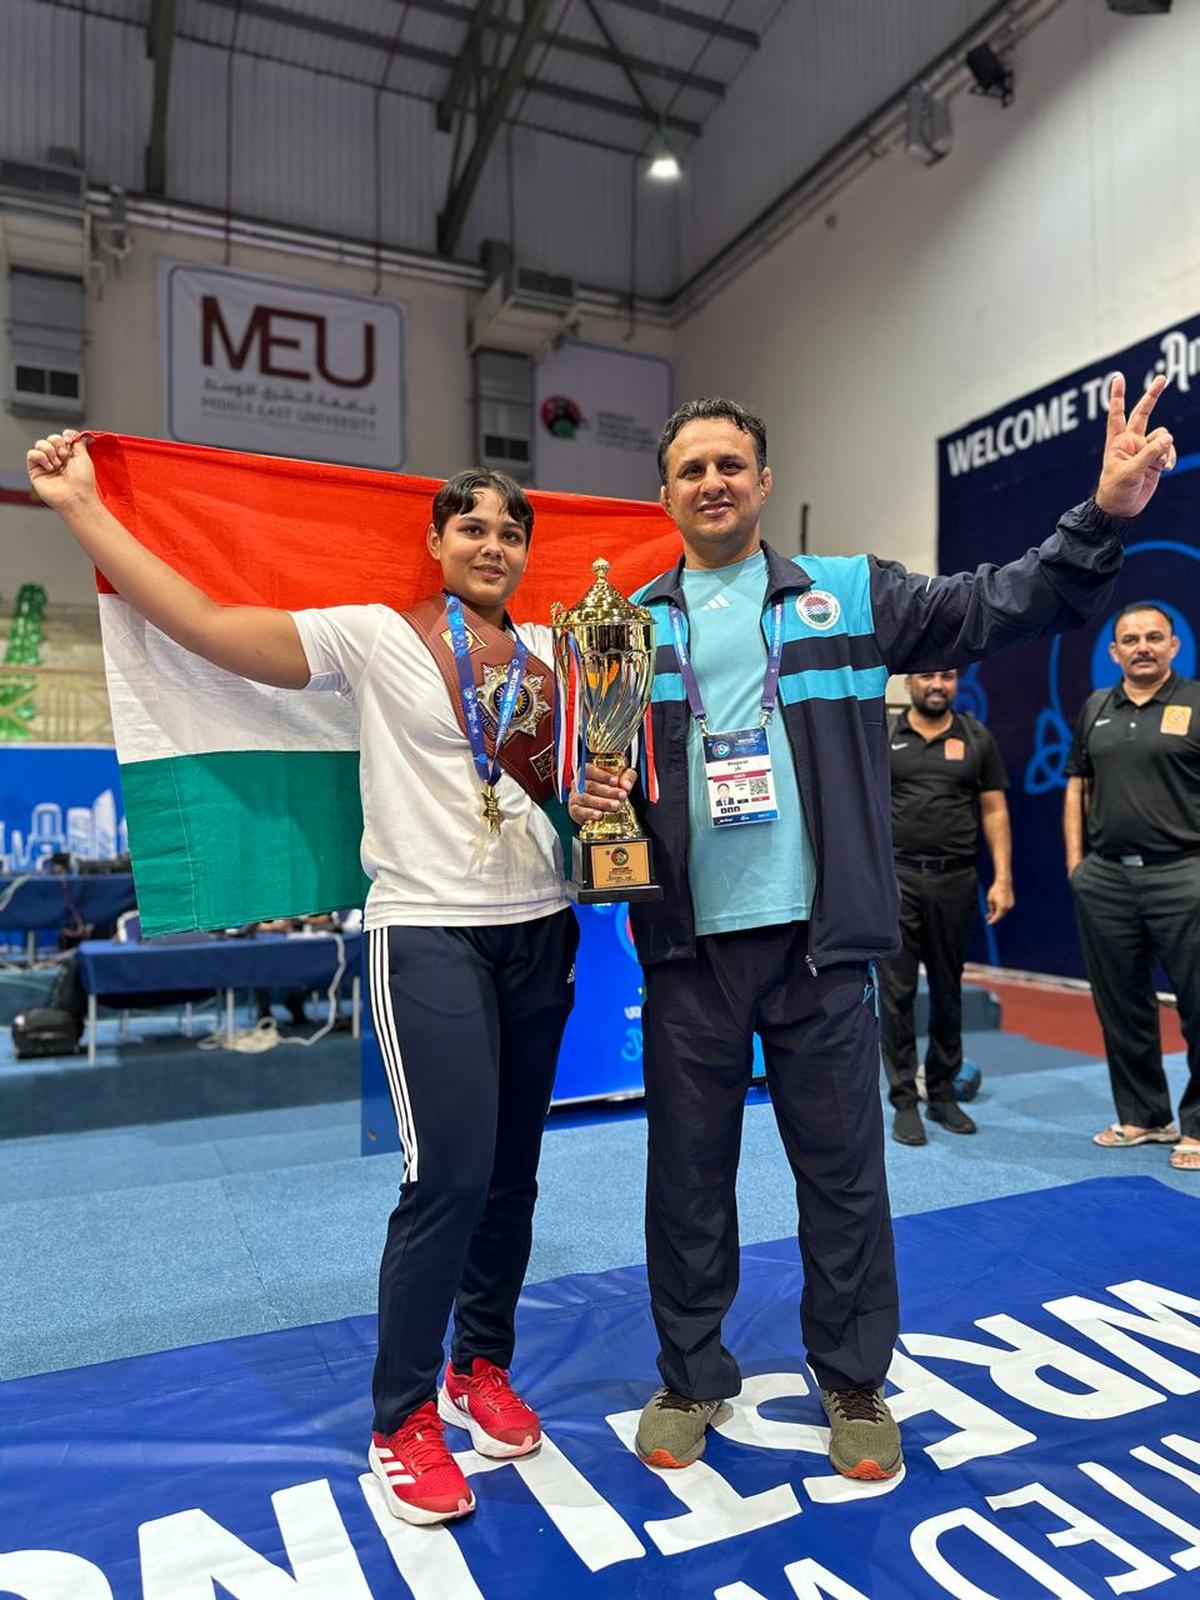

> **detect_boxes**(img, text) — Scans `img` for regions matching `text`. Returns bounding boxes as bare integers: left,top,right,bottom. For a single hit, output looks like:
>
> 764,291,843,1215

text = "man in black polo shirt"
1065,603,1200,1173
880,669,1012,1145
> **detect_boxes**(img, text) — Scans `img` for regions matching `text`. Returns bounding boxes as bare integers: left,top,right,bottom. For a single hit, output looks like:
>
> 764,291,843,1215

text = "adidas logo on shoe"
369,1401,475,1526
439,1358,542,1459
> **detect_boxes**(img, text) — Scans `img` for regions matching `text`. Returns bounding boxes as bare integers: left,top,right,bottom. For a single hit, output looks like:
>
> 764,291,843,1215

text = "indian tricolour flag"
91,435,678,937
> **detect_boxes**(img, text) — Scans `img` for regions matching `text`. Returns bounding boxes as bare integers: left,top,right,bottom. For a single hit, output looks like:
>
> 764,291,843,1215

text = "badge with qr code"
702,727,779,826
1161,704,1192,737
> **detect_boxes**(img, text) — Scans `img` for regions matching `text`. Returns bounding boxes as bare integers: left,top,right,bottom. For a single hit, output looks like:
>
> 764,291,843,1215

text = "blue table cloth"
76,931,363,998
0,873,136,932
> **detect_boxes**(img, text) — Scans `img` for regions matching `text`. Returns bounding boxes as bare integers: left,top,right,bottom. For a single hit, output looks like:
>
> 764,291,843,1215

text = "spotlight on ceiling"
646,143,682,182
966,42,1014,105
1106,1,1171,12
904,87,953,165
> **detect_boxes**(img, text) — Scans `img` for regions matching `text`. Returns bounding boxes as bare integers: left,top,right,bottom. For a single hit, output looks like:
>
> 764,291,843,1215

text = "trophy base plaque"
568,835,663,904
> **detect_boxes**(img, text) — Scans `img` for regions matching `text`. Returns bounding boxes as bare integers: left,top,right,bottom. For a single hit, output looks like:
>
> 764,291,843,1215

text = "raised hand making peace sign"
1094,373,1176,519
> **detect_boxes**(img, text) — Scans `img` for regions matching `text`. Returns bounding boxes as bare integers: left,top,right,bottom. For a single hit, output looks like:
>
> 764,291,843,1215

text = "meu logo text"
200,295,376,389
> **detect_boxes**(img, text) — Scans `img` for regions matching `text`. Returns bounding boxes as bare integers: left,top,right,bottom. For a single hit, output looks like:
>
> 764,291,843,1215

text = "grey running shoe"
821,1386,903,1480
634,1386,722,1468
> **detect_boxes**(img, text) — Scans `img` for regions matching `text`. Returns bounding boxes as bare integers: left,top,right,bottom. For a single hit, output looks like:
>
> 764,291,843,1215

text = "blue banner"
0,745,126,873
551,903,647,1101
938,315,1200,977
2,1177,1200,1598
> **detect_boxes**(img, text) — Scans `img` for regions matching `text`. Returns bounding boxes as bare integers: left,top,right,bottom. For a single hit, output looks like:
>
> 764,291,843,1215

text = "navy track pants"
366,909,578,1433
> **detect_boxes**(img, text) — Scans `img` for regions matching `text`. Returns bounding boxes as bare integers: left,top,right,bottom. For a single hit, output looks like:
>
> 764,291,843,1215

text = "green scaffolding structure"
0,585,47,740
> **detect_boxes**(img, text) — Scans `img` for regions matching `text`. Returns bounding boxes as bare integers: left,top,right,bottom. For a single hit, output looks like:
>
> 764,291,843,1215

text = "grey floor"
0,1020,1195,1383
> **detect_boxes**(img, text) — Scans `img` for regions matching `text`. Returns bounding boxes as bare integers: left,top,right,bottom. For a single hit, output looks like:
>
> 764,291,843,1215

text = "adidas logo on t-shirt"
701,594,731,611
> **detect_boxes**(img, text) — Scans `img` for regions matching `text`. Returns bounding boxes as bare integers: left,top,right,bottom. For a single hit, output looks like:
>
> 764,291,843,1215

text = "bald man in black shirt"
1065,603,1200,1173
881,670,1012,1145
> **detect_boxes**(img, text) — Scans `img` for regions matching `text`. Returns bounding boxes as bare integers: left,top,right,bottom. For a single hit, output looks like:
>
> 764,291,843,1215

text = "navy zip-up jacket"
629,498,1124,969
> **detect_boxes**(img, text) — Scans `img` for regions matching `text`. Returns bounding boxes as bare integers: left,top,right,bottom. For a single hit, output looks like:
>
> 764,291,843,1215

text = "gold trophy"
551,559,662,903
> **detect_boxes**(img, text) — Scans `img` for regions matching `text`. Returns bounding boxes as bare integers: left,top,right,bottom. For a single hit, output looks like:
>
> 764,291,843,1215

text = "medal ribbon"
553,649,567,799
640,703,660,803
668,600,786,729
445,593,529,798
572,637,589,795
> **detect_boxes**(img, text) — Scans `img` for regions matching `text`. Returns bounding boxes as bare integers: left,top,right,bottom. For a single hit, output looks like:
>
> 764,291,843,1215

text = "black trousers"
366,910,579,1433
1071,853,1200,1138
878,864,978,1109
642,923,899,1400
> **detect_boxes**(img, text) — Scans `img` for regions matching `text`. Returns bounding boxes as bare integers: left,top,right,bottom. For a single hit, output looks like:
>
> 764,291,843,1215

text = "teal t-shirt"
679,551,817,936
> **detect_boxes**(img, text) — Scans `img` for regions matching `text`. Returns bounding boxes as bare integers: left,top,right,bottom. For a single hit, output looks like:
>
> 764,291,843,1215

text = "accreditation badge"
1161,704,1193,737
944,738,966,761
702,727,779,827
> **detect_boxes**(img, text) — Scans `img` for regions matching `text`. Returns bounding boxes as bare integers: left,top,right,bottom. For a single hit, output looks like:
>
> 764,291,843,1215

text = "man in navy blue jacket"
570,375,1175,1481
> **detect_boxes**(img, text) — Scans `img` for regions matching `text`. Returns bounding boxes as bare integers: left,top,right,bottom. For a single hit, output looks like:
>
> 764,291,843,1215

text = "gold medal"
481,783,502,834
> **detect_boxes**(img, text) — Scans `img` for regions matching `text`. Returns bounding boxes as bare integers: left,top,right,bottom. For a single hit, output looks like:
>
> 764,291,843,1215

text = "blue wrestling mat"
2,1177,1200,1599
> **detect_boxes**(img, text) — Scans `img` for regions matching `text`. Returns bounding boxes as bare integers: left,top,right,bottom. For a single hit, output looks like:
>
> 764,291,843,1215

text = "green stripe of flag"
120,749,369,937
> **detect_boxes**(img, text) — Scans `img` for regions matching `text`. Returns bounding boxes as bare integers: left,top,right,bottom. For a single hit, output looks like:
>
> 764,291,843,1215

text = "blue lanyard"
668,600,785,731
445,593,528,792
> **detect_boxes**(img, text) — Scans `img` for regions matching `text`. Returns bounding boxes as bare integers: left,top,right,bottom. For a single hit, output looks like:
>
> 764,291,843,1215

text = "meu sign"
161,264,405,469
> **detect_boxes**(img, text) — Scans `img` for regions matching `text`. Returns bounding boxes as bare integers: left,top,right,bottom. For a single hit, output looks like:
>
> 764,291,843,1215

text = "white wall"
0,221,674,604
674,0,1200,573
676,0,998,288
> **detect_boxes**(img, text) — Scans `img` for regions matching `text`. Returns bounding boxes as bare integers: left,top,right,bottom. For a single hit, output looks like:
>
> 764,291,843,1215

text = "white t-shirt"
291,604,568,930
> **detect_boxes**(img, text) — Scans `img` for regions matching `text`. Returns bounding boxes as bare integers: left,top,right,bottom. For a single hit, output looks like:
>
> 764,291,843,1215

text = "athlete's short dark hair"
1112,601,1175,640
656,398,767,485
433,470,534,542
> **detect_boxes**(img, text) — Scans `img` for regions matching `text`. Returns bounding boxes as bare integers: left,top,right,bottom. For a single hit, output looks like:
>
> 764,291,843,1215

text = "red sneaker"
368,1401,476,1525
438,1358,542,1458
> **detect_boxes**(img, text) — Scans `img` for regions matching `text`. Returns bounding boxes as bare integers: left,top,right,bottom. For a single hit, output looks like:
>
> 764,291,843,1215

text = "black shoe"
893,1106,927,1145
928,1100,977,1135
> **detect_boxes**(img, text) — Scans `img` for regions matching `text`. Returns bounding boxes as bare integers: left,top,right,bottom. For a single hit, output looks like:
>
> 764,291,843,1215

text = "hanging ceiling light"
646,1,682,181
647,142,682,181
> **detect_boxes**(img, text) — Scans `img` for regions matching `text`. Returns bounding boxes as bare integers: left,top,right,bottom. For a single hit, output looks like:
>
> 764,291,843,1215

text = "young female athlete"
28,430,578,1525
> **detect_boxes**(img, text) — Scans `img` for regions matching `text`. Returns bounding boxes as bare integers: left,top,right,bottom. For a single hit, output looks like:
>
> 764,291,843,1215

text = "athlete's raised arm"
27,429,310,689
